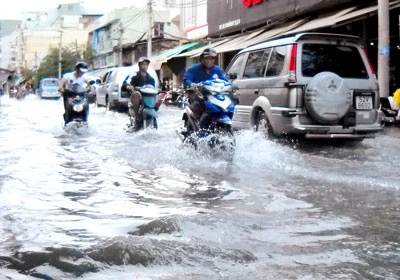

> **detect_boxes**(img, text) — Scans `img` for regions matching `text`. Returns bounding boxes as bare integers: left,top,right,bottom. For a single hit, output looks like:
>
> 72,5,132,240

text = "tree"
33,47,84,88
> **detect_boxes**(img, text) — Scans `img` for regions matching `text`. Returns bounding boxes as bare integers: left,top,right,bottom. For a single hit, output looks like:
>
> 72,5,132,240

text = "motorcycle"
177,79,236,157
127,84,160,132
163,90,181,106
175,87,188,109
63,83,92,128
380,96,400,124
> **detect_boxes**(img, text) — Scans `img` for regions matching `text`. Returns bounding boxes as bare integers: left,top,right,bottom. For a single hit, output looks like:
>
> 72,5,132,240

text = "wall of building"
207,0,375,37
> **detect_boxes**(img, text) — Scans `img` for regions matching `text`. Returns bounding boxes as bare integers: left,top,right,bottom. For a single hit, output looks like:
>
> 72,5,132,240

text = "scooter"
380,96,400,124
175,87,188,109
127,85,160,131
63,83,92,128
177,79,236,157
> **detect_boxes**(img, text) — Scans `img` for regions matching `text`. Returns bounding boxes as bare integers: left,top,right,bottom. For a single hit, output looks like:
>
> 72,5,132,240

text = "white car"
96,65,159,110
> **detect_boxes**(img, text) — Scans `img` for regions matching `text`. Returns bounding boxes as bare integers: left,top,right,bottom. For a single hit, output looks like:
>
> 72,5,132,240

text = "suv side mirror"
227,73,238,80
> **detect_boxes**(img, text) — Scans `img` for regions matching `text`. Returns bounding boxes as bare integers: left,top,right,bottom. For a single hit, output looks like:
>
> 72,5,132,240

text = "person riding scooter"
181,47,230,133
59,62,93,126
122,57,159,131
381,88,400,123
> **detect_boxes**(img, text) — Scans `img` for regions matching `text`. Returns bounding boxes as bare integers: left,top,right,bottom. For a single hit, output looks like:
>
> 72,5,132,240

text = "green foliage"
33,46,86,88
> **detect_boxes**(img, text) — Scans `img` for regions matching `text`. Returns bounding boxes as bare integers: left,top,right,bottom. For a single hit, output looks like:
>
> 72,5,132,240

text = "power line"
152,0,207,9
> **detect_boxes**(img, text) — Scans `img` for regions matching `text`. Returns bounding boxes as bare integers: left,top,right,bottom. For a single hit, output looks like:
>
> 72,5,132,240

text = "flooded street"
0,94,399,280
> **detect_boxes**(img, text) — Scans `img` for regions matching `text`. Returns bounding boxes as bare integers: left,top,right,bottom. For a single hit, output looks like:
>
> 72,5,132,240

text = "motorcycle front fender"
217,114,232,125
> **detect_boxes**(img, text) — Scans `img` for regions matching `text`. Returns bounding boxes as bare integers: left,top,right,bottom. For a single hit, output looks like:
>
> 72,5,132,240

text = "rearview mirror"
227,73,238,80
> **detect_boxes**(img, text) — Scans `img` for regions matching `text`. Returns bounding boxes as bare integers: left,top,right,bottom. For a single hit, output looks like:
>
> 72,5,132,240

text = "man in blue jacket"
183,47,228,87
182,48,229,122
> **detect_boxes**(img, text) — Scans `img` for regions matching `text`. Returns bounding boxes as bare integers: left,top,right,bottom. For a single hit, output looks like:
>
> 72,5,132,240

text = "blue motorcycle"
178,79,236,157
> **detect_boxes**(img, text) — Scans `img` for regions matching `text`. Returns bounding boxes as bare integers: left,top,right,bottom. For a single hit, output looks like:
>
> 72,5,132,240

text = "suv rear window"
301,43,368,79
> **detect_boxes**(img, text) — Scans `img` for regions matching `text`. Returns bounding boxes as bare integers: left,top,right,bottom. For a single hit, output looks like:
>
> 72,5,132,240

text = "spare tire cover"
305,71,351,124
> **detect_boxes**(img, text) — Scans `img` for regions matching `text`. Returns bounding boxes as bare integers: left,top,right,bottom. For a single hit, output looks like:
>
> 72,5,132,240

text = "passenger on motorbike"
182,48,230,131
122,57,158,131
59,62,93,126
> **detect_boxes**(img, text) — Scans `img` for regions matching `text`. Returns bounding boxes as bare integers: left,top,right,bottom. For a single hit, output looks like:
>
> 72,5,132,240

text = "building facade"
89,2,184,69
2,3,102,76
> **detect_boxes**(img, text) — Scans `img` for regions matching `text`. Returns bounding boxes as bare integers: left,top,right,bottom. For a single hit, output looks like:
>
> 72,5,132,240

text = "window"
243,50,269,79
301,44,368,78
153,22,164,38
266,46,287,76
225,54,246,80
182,0,196,29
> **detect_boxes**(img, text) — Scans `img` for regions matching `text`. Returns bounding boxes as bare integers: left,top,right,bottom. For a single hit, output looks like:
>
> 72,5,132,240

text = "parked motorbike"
175,87,188,109
63,83,92,128
380,96,400,124
163,90,181,106
177,79,236,157
127,84,160,132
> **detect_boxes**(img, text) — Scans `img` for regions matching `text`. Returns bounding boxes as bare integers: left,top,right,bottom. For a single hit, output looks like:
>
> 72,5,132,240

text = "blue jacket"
183,64,228,87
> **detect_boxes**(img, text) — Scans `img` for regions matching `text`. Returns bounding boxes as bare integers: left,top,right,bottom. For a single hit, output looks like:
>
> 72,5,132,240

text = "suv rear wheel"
255,111,273,138
106,97,113,111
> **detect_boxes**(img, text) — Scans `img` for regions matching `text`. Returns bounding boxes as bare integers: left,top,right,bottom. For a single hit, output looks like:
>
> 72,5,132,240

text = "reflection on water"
0,95,399,279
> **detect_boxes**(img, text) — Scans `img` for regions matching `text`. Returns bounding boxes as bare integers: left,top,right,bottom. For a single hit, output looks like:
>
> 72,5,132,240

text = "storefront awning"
152,42,202,69
228,18,308,52
283,0,400,36
174,38,230,58
281,6,356,36
334,0,400,26
213,29,264,54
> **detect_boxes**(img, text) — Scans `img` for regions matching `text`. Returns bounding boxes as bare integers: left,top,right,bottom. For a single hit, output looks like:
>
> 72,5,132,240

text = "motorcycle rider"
181,47,230,133
183,47,229,87
59,62,93,125
123,57,158,131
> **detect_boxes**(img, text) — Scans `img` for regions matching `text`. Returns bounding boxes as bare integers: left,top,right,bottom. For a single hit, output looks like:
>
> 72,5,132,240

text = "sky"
0,0,146,20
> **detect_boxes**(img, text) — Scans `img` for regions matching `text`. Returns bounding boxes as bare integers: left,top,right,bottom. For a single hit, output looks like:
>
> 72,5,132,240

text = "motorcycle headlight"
73,104,84,112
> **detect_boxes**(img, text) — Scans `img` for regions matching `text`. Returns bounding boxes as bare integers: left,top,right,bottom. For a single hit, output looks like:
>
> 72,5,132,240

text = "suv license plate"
355,95,373,110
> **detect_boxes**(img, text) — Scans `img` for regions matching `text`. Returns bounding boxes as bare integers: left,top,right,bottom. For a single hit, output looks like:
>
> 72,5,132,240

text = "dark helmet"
75,62,88,72
138,56,151,65
200,47,217,59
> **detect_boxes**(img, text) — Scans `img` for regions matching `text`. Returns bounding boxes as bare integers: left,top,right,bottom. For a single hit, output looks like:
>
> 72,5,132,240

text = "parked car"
96,65,159,110
38,78,60,99
225,32,383,140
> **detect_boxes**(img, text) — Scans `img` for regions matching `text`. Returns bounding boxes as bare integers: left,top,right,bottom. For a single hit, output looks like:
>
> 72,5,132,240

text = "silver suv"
225,33,383,140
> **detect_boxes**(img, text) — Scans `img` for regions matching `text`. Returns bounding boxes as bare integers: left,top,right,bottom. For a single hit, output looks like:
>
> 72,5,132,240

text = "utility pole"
378,0,390,97
147,0,153,59
118,21,124,66
58,30,63,80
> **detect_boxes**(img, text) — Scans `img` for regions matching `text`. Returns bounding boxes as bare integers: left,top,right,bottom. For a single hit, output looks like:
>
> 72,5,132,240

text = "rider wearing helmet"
181,47,230,128
59,61,93,125
123,57,157,131
183,47,229,87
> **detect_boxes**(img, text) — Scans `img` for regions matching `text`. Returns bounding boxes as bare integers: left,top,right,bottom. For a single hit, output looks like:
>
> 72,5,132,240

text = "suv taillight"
288,44,297,83
362,48,376,76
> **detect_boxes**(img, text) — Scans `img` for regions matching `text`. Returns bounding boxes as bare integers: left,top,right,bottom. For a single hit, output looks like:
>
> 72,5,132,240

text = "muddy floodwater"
0,95,399,279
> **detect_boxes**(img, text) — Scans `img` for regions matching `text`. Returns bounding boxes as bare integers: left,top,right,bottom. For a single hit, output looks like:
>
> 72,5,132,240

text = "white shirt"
62,72,88,89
